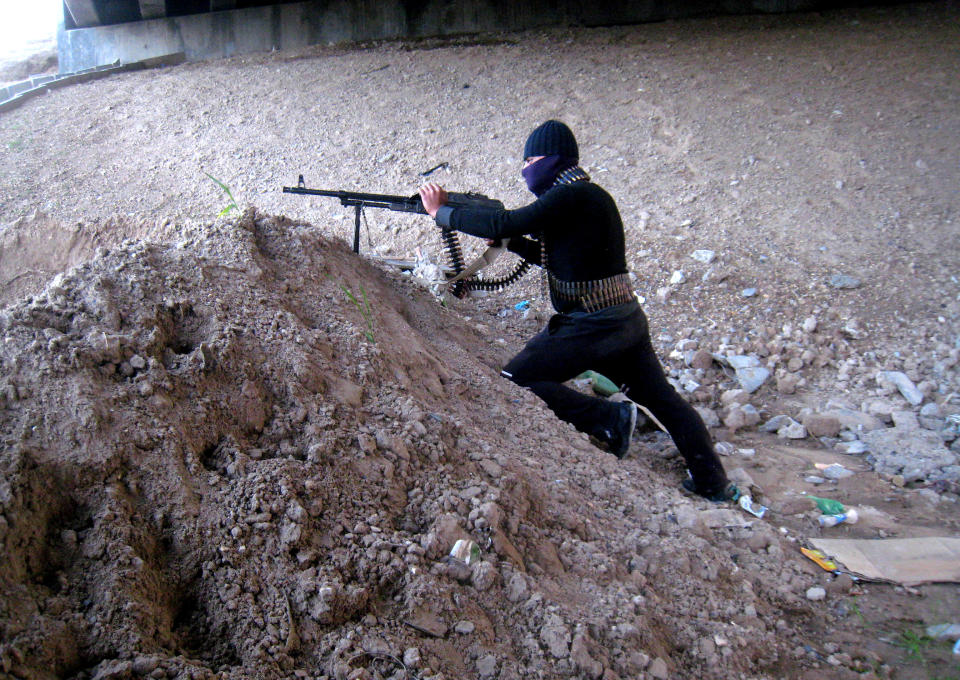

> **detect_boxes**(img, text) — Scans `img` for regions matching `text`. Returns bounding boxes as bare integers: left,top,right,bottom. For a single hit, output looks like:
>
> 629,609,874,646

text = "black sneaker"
682,478,740,503
604,401,638,458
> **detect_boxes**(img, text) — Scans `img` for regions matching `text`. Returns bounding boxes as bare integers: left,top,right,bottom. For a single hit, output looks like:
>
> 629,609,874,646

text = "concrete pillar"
139,0,166,19
63,0,100,27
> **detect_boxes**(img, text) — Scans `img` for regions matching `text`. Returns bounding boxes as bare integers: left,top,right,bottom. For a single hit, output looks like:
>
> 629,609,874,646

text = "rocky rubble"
641,306,960,494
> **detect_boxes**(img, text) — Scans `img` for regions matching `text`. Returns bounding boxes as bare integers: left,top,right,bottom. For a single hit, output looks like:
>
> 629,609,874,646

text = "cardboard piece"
809,537,960,586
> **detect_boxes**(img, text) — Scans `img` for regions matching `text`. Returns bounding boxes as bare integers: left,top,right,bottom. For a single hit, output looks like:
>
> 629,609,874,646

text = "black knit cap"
523,120,578,161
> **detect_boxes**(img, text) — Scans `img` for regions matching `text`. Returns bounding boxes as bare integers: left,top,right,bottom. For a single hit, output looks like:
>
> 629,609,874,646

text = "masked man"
419,120,735,501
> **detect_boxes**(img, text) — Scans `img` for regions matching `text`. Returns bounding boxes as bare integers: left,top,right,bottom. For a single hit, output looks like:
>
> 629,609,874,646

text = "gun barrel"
282,186,426,213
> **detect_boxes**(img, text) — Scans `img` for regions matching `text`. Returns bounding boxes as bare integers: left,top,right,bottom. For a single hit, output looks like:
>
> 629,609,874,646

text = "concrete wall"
58,0,892,72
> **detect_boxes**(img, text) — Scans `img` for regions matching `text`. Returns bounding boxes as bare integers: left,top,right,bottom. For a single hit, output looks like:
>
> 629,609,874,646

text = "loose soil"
0,3,958,680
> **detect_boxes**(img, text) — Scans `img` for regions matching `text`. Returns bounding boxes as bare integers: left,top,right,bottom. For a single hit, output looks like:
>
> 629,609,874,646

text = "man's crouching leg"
501,369,638,458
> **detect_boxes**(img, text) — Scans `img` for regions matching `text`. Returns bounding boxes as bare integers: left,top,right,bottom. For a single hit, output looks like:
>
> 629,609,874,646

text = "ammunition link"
441,229,532,296
549,272,634,313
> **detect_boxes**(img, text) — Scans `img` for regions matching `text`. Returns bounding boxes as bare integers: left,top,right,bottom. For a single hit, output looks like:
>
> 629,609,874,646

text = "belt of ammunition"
548,272,634,313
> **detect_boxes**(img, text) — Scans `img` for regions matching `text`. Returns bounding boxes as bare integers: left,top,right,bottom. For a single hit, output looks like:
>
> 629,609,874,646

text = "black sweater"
435,181,628,287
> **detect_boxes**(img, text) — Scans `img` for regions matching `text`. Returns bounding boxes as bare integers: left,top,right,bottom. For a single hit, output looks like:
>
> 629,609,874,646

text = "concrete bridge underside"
57,0,902,72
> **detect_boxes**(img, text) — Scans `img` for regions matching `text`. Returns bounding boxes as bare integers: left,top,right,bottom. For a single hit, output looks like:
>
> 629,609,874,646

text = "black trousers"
502,300,728,493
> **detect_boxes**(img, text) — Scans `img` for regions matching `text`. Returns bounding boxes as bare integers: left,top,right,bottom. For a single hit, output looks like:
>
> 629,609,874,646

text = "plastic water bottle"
818,508,859,527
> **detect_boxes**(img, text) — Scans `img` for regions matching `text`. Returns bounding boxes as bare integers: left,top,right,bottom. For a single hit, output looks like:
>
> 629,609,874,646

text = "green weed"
892,628,933,664
204,172,240,217
329,277,375,343
848,600,866,625
5,122,29,152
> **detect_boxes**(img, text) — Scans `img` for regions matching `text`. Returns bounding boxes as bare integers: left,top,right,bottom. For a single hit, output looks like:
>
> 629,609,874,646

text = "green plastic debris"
808,496,845,515
577,370,619,397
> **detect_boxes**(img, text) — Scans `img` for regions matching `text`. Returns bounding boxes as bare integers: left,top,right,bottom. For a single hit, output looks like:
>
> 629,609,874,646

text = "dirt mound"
0,213,177,309
0,210,826,679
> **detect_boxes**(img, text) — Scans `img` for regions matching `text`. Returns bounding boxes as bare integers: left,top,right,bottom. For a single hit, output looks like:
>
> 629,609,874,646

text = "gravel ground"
0,3,959,679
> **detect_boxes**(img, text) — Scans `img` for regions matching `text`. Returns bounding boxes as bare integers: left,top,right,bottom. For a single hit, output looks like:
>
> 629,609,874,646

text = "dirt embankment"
0,211,826,679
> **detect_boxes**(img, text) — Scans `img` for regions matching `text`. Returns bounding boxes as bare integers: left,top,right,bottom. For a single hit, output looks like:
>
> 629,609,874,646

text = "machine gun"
282,175,533,297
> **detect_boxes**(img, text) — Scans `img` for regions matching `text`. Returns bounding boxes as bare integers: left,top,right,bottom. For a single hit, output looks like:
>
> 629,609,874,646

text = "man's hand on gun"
420,183,501,246
418,183,448,218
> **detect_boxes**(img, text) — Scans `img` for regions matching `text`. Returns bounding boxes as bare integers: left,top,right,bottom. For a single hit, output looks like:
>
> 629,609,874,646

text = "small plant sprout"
892,627,933,665
204,172,240,217
328,276,375,343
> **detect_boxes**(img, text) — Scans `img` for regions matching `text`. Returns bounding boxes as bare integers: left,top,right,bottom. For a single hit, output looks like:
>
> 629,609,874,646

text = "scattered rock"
404,608,448,638
720,388,750,406
829,274,861,289
714,441,735,456
696,405,721,428
776,373,800,394
821,463,854,480
690,249,716,264
539,614,571,659
570,632,604,679
863,399,897,424
505,572,530,603
361,635,391,656
648,657,669,679
471,561,498,591
803,414,842,438
876,371,924,406
0,23,952,680
424,514,468,560
476,654,498,679
836,440,868,454
700,508,752,528
827,573,854,595
403,648,422,669
861,426,957,481
91,660,133,680
806,587,827,601
821,407,885,434
760,415,794,432
727,467,758,490
892,410,920,430
454,620,476,635
131,656,160,676
723,355,760,370
736,366,771,394
688,349,715,370
779,421,808,439
723,404,751,431
919,402,944,430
